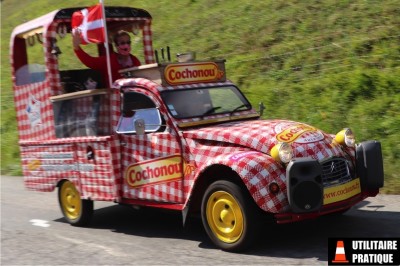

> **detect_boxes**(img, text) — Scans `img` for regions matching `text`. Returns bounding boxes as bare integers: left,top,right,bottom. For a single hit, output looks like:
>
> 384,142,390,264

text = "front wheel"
58,180,93,226
201,180,261,252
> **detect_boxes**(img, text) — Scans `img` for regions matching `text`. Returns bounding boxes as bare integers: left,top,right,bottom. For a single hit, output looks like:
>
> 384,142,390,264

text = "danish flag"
71,4,105,44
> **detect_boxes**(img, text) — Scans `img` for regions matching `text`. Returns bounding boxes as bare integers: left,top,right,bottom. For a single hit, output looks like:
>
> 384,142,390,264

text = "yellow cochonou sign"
323,178,361,205
276,124,316,143
164,62,224,85
125,155,183,188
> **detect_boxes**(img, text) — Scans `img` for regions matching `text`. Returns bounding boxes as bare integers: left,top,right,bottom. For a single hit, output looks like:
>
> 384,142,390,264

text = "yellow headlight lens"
334,128,355,147
271,142,293,163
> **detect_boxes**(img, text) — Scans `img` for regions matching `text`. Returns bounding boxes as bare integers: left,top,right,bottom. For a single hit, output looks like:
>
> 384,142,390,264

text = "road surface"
1,175,399,265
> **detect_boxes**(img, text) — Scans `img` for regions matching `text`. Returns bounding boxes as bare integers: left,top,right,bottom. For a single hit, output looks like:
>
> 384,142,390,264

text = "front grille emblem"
330,161,336,173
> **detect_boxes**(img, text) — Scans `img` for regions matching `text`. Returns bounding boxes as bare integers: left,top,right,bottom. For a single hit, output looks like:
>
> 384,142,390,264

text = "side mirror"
259,102,265,117
134,119,145,135
116,108,162,134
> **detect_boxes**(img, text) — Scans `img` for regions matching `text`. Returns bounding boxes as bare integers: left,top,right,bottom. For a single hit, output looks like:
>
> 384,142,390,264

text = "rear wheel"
58,180,93,226
201,180,261,252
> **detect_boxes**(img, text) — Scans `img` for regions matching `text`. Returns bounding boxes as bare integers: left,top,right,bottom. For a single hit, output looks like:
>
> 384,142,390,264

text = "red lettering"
168,164,175,175
128,169,136,184
279,134,291,141
167,68,216,81
126,162,182,187
168,69,176,81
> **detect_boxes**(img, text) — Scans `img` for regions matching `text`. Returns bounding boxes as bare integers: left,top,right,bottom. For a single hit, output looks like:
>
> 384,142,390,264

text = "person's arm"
72,31,104,69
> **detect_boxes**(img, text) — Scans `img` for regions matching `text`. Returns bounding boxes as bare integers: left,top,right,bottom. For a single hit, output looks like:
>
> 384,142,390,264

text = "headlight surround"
271,142,293,164
334,128,356,147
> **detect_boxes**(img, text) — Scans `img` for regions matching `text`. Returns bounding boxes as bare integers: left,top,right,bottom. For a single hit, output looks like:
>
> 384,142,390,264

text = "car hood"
182,119,346,160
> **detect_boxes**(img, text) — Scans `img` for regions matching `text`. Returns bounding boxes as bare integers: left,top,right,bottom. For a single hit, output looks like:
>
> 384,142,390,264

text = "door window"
116,92,163,134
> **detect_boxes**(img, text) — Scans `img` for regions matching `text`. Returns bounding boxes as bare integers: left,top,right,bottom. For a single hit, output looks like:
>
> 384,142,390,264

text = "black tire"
201,180,261,252
58,180,93,226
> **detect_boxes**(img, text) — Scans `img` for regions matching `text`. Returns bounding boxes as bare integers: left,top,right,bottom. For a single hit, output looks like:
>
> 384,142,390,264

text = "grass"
1,0,399,193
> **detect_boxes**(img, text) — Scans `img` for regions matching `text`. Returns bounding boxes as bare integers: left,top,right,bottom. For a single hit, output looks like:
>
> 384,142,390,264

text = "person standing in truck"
72,30,141,87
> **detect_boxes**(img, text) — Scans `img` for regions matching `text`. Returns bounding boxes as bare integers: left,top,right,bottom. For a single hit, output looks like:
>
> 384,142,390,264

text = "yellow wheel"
205,191,244,243
201,180,261,252
58,180,93,226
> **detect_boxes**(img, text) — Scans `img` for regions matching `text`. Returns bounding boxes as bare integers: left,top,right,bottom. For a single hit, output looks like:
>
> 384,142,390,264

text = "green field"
1,0,399,193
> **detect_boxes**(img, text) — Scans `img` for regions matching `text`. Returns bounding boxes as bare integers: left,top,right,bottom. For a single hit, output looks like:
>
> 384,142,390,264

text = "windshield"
161,85,251,119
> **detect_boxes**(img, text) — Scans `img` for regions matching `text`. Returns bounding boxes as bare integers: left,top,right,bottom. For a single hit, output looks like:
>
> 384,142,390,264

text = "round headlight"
335,128,356,147
271,142,293,164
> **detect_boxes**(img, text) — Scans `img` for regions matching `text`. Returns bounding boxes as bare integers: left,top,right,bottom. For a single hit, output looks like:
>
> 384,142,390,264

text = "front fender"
190,151,290,213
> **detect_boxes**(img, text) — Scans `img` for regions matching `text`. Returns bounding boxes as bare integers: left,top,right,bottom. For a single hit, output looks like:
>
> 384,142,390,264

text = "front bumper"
278,140,384,223
274,189,379,224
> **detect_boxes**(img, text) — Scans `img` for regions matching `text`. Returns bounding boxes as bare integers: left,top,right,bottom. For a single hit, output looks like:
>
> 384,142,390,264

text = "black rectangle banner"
328,238,400,265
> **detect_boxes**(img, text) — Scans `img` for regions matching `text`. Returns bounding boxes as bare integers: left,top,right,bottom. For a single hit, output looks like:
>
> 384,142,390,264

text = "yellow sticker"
164,62,224,85
125,155,182,188
323,178,361,205
27,159,41,171
276,124,316,143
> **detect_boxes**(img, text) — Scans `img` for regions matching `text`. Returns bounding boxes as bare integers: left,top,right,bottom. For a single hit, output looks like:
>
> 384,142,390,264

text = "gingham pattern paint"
20,137,119,201
119,133,183,202
181,119,349,213
11,8,155,200
109,136,123,201
112,78,255,204
75,141,118,201
12,7,360,216
203,149,288,213
182,138,290,213
21,144,80,192
13,82,56,141
142,20,154,64
11,9,156,140
111,81,184,202
12,19,58,142
182,120,346,160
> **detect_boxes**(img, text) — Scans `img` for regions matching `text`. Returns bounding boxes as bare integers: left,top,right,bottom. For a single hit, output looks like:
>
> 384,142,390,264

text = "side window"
14,31,46,86
52,90,110,138
116,92,163,134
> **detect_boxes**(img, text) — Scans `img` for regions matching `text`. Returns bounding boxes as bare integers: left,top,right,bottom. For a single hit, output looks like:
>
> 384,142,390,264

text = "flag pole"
99,0,113,88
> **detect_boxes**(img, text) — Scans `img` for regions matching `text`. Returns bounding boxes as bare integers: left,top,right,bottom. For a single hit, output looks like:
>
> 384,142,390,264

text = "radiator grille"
321,158,352,187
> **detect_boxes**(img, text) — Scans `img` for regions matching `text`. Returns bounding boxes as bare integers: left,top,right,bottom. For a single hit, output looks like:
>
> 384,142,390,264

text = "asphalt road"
1,175,400,265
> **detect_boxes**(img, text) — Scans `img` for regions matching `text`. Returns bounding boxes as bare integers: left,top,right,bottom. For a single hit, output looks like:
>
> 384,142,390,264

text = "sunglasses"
118,41,131,46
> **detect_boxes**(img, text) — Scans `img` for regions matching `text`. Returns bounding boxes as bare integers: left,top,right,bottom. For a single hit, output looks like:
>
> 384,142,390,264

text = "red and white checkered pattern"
110,83,184,202
142,20,154,64
12,7,359,217
11,8,155,139
181,120,348,213
75,141,118,201
20,137,119,201
21,144,77,192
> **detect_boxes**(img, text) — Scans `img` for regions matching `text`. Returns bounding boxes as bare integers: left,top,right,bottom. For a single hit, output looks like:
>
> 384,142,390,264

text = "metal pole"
99,0,113,88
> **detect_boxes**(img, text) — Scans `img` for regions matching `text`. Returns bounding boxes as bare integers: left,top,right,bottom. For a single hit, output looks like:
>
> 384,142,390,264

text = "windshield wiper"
229,104,248,116
201,106,221,118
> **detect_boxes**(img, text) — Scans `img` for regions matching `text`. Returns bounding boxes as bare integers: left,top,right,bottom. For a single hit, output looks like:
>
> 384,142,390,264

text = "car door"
117,90,184,203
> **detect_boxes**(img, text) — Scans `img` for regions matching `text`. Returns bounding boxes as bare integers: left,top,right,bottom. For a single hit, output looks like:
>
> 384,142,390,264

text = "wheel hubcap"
60,181,81,220
206,191,244,243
